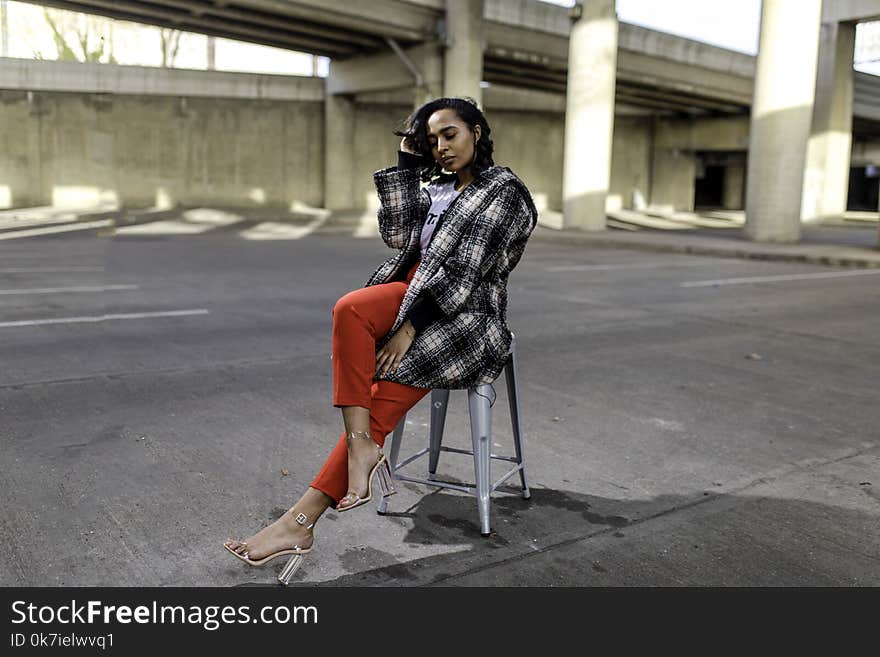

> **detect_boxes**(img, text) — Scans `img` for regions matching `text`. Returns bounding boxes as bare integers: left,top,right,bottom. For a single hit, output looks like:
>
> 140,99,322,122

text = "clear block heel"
336,430,396,511
278,553,306,585
376,458,396,497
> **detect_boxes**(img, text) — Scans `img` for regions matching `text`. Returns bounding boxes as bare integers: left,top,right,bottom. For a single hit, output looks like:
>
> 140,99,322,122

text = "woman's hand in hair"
376,320,416,376
399,135,420,155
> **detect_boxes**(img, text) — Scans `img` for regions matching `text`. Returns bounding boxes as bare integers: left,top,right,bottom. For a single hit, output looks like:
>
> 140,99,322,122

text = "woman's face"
425,108,481,173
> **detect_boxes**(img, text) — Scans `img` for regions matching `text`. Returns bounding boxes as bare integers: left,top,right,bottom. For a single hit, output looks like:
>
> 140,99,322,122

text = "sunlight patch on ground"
115,208,244,235
51,186,118,209
240,203,330,240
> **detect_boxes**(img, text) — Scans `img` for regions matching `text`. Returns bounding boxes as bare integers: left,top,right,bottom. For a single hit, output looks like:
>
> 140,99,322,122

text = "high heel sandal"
335,430,396,512
223,511,314,585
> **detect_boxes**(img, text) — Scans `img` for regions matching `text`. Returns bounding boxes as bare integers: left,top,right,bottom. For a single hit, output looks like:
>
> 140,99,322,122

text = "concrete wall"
654,115,750,152
0,90,324,209
0,91,42,208
0,60,326,210
609,116,652,211
439,110,649,215
2,58,864,216
650,146,696,212
0,77,654,215
489,109,566,212
350,104,572,214
351,102,413,210
645,116,753,212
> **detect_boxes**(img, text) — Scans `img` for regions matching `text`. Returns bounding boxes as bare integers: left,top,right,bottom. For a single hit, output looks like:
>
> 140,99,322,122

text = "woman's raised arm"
371,134,431,249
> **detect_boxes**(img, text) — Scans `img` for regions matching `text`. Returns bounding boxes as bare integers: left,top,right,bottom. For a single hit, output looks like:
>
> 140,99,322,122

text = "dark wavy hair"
394,96,495,184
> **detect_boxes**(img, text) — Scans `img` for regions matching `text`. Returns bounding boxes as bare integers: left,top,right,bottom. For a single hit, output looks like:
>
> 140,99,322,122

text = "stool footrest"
394,447,430,470
491,463,526,493
394,473,475,495
437,445,520,463
392,449,526,496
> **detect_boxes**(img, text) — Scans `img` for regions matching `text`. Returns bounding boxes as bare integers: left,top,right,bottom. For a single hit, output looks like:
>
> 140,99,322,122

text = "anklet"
346,430,375,445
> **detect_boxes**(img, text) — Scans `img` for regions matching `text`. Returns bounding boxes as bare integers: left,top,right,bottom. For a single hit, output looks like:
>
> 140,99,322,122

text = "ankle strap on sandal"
346,430,373,441
294,512,315,531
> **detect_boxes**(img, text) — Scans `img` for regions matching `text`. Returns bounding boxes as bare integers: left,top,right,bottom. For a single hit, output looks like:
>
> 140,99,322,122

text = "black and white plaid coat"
365,164,538,390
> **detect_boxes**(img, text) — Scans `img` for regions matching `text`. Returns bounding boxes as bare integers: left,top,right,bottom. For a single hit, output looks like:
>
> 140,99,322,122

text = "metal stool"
377,334,530,536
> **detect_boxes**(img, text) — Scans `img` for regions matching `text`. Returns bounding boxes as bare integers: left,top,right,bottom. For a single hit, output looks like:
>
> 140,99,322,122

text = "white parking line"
0,284,138,296
0,267,105,273
0,220,112,240
681,269,880,287
547,261,750,272
0,309,209,329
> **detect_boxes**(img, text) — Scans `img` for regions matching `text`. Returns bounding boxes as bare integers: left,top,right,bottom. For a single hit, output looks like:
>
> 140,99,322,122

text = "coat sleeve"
373,166,431,250
419,183,534,318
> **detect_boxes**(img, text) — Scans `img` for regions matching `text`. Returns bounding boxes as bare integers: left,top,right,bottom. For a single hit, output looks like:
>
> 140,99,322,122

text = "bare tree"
159,28,182,67
42,8,116,63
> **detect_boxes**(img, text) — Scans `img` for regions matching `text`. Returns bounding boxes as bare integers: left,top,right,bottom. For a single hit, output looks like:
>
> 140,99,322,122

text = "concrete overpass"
28,0,760,117
9,0,880,240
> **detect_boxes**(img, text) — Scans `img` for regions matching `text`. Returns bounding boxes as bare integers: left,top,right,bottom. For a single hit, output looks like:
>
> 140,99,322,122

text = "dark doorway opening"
847,166,879,211
694,165,725,209
693,151,746,210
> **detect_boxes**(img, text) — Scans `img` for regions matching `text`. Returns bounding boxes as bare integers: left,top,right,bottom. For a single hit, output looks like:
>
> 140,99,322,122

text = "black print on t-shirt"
426,206,453,226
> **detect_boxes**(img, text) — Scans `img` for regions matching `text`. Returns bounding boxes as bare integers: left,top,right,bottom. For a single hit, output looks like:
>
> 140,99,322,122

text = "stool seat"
377,333,529,536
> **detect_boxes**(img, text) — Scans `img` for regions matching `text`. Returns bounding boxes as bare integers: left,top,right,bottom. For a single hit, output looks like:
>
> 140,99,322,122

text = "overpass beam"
802,21,856,222
326,43,443,97
443,0,484,107
413,40,444,107
745,0,822,242
562,0,618,231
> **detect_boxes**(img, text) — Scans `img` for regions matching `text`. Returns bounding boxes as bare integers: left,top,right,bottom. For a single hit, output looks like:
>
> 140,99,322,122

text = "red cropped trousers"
310,259,430,503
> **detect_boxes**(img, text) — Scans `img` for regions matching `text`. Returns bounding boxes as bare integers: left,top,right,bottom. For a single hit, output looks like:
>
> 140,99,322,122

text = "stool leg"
427,389,449,480
377,414,406,515
468,386,493,536
504,347,530,499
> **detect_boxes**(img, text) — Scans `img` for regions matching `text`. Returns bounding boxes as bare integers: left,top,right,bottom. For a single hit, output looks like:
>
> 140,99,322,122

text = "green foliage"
42,8,116,63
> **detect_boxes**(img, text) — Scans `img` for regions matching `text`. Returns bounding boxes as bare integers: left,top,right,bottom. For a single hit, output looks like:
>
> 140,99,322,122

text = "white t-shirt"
420,180,460,258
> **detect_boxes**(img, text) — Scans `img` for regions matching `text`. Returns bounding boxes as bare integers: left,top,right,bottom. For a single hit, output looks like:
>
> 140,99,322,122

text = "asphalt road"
1,228,878,586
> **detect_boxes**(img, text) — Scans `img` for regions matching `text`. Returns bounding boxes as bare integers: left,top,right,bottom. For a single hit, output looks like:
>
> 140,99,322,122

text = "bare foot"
338,431,382,510
225,510,313,562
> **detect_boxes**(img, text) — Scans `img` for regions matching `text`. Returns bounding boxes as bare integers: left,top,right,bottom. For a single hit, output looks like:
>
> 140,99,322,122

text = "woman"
224,96,537,583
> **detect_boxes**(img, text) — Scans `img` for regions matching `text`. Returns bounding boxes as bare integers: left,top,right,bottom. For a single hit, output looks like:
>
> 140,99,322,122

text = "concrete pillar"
744,0,822,242
414,40,444,108
802,21,856,221
723,162,745,210
324,89,355,210
443,0,484,107
562,0,618,231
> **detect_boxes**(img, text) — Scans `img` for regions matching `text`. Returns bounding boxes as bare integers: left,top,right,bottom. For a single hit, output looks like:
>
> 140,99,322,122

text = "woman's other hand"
399,135,420,155
376,320,416,376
